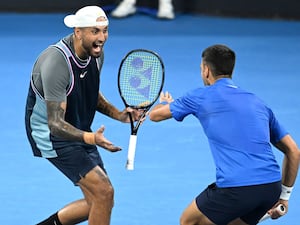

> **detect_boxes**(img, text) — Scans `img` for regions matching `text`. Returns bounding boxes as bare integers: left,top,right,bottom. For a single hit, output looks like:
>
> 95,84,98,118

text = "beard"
81,40,103,58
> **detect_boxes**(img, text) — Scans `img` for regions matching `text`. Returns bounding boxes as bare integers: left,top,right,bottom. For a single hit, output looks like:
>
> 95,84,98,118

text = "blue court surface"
1,10,300,225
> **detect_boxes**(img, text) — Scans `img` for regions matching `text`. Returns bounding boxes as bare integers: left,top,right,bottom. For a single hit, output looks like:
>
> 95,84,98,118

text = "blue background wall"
1,0,300,20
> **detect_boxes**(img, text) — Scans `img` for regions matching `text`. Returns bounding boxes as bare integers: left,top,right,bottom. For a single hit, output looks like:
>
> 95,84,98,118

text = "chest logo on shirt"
80,71,88,79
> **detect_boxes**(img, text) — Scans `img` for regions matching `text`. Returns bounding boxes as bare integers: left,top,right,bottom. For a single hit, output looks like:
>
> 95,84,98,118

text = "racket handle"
126,134,137,170
259,204,286,222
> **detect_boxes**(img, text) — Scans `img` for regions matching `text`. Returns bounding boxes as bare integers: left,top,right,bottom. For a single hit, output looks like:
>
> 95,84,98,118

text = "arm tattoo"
47,101,84,142
96,93,121,120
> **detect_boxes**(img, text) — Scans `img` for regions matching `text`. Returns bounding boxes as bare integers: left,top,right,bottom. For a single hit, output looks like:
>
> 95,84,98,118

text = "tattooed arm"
96,93,123,120
46,100,84,142
97,92,143,123
46,100,121,151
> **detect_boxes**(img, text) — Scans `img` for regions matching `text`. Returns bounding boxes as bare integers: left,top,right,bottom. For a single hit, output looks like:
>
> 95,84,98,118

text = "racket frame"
118,48,165,135
117,49,165,170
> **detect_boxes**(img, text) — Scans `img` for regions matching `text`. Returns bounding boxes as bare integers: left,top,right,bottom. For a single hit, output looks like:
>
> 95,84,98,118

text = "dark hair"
201,44,235,77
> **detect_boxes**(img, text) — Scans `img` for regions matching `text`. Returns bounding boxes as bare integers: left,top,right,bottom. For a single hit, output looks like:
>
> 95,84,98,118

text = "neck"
209,75,231,85
215,74,231,79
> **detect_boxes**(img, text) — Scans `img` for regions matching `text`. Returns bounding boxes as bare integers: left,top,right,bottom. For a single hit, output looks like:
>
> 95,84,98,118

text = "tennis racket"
118,49,165,170
259,204,286,222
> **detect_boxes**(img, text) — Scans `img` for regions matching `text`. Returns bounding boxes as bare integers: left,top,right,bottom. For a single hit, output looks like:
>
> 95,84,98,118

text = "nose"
98,30,107,42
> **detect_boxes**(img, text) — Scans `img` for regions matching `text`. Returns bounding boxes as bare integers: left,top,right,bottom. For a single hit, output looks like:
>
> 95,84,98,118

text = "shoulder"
37,39,67,59
174,87,205,106
32,46,67,74
185,87,208,99
46,47,67,59
38,47,68,69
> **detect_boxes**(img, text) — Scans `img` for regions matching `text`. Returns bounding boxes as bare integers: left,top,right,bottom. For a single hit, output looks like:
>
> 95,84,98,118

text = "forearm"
281,150,300,187
276,135,300,187
149,91,174,122
149,103,172,122
96,93,122,121
47,101,94,144
49,118,85,142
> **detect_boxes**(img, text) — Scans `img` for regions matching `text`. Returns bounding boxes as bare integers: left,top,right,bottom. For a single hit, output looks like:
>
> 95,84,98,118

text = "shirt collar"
215,78,234,85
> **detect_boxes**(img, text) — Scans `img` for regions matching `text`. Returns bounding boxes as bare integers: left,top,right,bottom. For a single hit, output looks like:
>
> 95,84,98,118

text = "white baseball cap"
64,6,109,28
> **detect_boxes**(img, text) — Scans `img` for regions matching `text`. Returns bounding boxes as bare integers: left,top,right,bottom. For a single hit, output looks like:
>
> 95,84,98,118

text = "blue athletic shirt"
170,78,287,187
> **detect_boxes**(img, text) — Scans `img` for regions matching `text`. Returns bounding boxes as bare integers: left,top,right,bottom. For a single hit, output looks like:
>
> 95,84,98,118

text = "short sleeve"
269,108,289,145
40,48,70,102
170,89,202,121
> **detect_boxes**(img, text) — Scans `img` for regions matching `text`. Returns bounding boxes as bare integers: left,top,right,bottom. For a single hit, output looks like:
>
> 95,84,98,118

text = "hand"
95,126,122,152
119,107,146,123
267,200,288,219
159,91,174,103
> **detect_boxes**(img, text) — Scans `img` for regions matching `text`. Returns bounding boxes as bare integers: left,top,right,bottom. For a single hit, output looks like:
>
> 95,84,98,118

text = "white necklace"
75,52,88,62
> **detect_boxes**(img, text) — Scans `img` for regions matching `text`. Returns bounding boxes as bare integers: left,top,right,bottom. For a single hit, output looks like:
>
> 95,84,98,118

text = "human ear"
74,28,82,40
204,65,210,79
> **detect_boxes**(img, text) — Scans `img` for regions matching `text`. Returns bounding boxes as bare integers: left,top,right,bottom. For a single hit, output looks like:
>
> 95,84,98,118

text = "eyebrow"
94,26,108,30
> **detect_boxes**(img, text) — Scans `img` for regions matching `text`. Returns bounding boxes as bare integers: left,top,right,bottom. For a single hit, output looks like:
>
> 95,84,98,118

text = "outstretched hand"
95,126,122,152
159,91,174,103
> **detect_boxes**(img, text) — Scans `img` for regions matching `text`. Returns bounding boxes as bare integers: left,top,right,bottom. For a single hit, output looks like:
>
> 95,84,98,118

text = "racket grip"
259,204,286,222
126,134,137,170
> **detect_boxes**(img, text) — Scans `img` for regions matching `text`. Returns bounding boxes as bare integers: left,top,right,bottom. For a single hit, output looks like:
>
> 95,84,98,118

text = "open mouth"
93,43,103,51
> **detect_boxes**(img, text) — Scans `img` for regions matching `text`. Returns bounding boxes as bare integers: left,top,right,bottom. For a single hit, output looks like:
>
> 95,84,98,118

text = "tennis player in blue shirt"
149,44,300,225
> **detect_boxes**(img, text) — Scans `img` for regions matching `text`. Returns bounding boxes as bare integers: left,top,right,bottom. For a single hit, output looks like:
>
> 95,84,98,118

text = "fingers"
269,203,287,219
98,141,122,152
165,91,172,99
95,126,122,152
125,107,133,113
159,91,173,103
159,91,164,100
97,125,105,132
104,144,122,152
125,107,145,122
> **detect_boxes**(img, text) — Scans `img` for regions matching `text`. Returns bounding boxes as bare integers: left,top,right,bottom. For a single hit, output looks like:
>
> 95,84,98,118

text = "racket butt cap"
126,163,134,170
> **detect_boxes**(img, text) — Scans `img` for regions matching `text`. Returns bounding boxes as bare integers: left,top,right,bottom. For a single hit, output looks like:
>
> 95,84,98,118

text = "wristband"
83,132,96,145
280,184,293,200
160,101,169,105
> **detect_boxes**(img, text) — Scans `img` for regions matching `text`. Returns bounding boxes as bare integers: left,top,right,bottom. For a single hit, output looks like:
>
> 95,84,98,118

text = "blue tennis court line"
0,11,299,225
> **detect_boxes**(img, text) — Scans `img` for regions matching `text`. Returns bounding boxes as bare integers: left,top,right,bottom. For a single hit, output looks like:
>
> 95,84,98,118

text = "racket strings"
119,52,164,107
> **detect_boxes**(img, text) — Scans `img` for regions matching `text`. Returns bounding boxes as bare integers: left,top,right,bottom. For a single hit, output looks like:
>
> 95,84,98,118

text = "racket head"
118,49,165,109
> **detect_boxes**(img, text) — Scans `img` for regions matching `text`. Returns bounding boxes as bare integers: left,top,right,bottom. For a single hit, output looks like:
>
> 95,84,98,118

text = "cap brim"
64,15,76,28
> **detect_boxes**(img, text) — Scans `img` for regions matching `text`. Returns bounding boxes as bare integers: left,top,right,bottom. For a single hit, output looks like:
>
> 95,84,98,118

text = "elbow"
148,111,164,122
48,120,63,136
148,106,172,122
149,112,169,122
148,112,158,122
